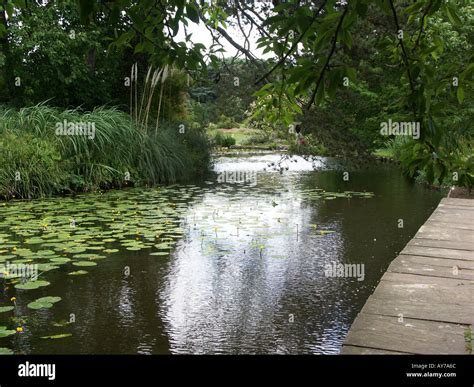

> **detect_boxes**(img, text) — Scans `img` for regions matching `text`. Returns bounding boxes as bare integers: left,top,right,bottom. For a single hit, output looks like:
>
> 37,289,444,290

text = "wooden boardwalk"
341,198,474,354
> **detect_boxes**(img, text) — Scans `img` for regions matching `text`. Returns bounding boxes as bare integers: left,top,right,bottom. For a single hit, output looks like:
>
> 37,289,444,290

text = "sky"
176,18,273,60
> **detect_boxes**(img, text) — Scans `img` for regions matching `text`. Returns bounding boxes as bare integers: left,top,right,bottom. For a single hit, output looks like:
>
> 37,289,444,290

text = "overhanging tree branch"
306,7,348,110
254,0,328,85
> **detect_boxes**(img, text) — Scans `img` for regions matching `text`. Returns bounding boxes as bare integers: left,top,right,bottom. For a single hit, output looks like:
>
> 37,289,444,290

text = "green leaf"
36,296,61,304
456,86,465,104
446,6,462,26
41,333,72,340
15,280,50,290
185,4,199,24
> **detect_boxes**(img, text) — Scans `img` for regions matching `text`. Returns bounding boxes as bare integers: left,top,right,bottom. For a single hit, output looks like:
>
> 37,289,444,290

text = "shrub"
0,131,70,199
212,131,236,147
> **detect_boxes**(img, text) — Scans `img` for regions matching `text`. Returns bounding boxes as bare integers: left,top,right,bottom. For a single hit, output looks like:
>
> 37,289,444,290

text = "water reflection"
160,155,443,354
0,154,444,354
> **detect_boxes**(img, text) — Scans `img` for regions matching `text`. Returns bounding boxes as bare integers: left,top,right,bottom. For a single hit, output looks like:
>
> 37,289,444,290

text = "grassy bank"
0,105,211,200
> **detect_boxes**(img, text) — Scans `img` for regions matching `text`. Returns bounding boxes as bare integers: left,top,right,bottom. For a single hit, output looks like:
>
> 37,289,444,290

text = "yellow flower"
10,297,16,302
16,327,23,333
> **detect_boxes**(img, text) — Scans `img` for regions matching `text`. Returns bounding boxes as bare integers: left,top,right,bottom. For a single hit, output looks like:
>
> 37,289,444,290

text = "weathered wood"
441,198,474,207
388,256,474,280
341,345,409,355
428,221,474,231
401,245,474,260
415,225,474,243
396,254,474,270
408,238,474,251
433,207,474,217
428,215,474,226
342,198,474,354
343,313,469,354
361,294,474,325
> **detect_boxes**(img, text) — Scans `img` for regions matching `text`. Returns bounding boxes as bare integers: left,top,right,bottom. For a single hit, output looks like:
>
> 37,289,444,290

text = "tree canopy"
1,0,472,186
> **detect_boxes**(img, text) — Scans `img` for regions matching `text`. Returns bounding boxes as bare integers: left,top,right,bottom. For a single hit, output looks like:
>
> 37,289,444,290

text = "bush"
0,131,70,199
212,131,236,147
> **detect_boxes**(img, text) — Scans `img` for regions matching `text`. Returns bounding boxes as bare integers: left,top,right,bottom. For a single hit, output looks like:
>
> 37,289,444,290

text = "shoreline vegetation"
0,104,211,200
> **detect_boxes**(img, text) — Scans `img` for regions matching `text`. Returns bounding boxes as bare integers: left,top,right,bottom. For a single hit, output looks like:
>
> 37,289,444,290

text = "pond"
0,153,444,354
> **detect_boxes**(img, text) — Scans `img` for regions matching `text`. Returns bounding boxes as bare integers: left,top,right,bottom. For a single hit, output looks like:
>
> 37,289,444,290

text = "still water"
0,154,444,354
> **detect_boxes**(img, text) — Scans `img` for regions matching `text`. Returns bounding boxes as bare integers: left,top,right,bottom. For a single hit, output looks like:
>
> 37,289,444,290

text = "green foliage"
288,133,328,156
241,132,272,146
3,0,473,188
0,1,130,109
212,131,236,147
0,131,70,199
214,114,239,129
189,59,262,126
0,105,211,199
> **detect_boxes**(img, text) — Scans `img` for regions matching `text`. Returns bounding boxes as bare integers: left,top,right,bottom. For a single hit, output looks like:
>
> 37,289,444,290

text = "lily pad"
15,280,50,290
0,327,16,338
36,296,61,304
68,270,88,276
41,333,72,339
0,306,14,313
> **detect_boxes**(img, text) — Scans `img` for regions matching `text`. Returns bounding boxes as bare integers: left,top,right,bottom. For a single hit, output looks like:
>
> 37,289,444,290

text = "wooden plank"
342,199,474,355
343,313,469,354
441,198,474,207
341,345,409,355
361,294,474,325
401,245,474,260
415,225,474,243
396,254,474,270
381,271,473,286
434,207,474,217
408,238,474,251
427,221,474,231
428,215,474,226
388,257,474,281
361,272,474,324
437,203,474,211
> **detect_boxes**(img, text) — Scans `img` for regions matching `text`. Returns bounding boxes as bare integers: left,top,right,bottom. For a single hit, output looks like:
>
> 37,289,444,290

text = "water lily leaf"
27,301,53,310
0,306,14,313
0,328,16,338
68,270,88,276
36,296,61,304
41,333,72,339
0,347,13,355
15,280,50,290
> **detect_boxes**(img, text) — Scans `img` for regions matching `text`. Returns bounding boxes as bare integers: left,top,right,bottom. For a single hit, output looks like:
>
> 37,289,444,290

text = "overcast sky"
176,19,273,60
